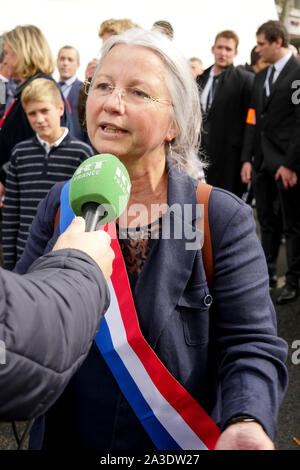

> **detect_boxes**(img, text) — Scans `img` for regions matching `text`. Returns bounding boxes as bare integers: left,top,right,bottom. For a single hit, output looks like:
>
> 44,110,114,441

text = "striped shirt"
2,131,94,270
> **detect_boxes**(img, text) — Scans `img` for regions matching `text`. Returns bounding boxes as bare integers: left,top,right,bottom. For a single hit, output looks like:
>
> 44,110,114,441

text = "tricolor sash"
59,181,220,450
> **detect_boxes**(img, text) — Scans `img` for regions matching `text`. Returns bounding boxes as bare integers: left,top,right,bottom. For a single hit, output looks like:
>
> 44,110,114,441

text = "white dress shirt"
36,128,69,155
59,75,77,99
264,51,292,96
200,67,215,112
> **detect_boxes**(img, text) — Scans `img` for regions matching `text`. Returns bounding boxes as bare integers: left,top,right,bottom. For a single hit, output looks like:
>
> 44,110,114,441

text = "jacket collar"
167,161,199,218
198,64,234,85
33,128,72,149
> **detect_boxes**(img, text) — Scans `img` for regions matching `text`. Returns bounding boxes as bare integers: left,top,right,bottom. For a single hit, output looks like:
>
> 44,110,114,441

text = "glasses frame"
84,79,172,106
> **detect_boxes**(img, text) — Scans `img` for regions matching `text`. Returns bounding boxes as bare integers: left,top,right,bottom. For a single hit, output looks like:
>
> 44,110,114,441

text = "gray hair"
92,28,203,178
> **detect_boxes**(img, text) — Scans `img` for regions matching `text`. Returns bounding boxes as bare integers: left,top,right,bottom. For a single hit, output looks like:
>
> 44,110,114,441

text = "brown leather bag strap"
196,182,213,287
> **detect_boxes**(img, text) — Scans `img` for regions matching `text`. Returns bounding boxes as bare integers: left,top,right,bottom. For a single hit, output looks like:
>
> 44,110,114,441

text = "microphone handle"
82,202,107,232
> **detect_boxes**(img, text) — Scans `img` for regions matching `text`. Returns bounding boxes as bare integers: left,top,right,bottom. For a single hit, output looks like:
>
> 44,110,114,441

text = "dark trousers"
253,169,300,285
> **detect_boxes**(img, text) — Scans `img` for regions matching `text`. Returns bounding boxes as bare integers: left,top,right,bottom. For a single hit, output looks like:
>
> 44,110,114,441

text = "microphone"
69,154,131,231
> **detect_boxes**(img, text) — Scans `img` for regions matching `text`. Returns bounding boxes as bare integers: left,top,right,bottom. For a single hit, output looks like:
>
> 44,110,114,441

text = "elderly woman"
15,29,288,451
0,25,72,201
79,18,139,140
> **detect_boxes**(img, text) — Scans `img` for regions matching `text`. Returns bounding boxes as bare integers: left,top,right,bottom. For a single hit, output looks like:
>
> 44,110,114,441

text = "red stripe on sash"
0,100,16,129
104,223,220,450
65,97,72,114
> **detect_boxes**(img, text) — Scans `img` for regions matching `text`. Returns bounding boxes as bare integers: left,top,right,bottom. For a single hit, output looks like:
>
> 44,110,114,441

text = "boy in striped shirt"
2,78,94,269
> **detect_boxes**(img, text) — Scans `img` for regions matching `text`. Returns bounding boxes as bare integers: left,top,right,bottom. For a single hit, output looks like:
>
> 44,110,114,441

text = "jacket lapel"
200,65,233,116
263,55,295,108
132,165,202,349
197,66,212,91
66,79,78,104
257,68,268,110
197,67,212,114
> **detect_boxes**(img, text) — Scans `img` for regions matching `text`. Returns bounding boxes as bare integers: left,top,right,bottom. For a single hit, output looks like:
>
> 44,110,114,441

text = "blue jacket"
15,164,288,450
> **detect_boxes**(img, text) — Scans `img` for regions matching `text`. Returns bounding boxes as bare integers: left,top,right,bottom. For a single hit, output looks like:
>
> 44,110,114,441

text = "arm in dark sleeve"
239,70,255,163
0,248,110,421
241,69,254,118
209,188,288,440
240,123,255,163
240,75,257,164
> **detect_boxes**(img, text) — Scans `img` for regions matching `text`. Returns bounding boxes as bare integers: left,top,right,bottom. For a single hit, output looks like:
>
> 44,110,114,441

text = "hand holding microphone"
53,217,115,281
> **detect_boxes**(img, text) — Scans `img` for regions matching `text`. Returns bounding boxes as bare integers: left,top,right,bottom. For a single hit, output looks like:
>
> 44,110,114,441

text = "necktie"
267,65,275,96
206,75,220,111
59,81,67,97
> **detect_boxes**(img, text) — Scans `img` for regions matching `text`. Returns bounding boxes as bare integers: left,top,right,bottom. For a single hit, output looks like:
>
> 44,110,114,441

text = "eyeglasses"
84,79,172,106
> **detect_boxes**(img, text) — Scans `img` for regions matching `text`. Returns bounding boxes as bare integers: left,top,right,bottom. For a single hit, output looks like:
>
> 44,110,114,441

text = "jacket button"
203,294,213,307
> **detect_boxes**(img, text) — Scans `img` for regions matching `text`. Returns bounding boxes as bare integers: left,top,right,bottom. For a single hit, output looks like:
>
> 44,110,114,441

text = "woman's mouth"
100,124,127,135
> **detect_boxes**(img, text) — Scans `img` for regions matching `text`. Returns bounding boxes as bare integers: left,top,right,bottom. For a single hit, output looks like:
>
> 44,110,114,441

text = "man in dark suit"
57,46,85,141
241,20,300,304
197,30,254,197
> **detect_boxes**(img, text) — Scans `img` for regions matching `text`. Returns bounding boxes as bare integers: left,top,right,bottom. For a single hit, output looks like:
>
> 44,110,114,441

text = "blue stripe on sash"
95,318,181,451
60,180,74,233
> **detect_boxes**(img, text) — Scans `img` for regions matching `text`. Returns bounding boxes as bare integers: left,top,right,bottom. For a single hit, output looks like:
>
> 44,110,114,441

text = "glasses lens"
85,82,170,106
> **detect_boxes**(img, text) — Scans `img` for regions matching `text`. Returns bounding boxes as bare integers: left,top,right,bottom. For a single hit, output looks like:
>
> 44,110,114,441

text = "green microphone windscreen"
69,154,131,224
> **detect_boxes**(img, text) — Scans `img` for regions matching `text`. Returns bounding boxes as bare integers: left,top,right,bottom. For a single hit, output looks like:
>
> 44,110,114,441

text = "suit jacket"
65,78,86,142
15,163,288,449
241,55,300,174
197,65,254,196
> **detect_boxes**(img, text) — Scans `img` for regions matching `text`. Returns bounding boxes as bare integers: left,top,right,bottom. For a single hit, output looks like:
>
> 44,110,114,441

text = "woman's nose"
103,88,126,114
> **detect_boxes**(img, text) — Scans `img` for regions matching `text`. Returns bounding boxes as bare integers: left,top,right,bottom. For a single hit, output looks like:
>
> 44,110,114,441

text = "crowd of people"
0,16,297,451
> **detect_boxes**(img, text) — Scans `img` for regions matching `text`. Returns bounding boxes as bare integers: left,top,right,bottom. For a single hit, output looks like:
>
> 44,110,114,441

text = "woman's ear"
165,121,178,142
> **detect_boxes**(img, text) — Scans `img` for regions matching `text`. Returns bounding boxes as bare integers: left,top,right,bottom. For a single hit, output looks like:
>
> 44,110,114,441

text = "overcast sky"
1,0,278,79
